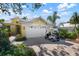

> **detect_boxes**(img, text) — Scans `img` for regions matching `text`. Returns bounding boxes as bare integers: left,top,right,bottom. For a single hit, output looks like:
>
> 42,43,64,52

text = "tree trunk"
75,24,79,41
53,22,56,28
74,24,77,33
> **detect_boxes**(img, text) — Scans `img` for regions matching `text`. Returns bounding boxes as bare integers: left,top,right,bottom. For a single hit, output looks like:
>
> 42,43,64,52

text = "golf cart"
45,28,60,42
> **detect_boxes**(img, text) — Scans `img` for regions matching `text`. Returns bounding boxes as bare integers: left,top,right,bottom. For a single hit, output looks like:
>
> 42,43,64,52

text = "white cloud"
58,3,68,11
57,11,68,17
26,13,30,16
43,9,52,14
58,3,76,11
57,13,62,17
22,5,26,8
43,9,49,13
33,15,39,18
67,4,76,8
61,12,68,16
49,7,52,10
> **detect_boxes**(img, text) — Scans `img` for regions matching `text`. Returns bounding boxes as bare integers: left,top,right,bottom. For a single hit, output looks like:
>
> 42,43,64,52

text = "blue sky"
0,3,79,25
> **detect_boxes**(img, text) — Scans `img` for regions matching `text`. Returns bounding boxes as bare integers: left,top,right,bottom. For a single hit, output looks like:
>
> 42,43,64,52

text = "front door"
16,25,21,34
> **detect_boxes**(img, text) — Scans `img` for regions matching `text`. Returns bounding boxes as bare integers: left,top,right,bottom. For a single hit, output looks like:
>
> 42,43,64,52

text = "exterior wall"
10,25,16,35
9,18,22,35
25,19,49,38
5,17,49,37
20,24,26,37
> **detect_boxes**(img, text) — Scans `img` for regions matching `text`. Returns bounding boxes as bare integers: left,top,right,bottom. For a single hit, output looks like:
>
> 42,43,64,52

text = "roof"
11,17,50,25
20,17,51,25
29,17,48,24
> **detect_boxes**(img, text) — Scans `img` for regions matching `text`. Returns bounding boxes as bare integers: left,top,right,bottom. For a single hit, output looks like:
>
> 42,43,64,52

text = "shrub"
0,26,35,56
59,28,77,40
0,28,10,51
67,32,77,40
15,34,26,41
13,44,36,56
59,28,68,38
0,44,36,56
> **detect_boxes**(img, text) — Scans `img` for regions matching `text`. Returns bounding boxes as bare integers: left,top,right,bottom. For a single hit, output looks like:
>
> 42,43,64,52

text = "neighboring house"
59,22,79,32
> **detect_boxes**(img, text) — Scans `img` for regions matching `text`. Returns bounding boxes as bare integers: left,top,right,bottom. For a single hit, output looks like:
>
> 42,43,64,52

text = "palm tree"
69,12,79,39
47,11,60,27
69,12,79,32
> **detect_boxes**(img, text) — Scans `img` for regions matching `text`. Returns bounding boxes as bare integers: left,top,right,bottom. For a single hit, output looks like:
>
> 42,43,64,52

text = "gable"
11,17,21,25
30,17,47,26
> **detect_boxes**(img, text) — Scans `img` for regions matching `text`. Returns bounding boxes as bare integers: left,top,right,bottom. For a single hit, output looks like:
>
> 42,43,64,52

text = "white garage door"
26,26,46,38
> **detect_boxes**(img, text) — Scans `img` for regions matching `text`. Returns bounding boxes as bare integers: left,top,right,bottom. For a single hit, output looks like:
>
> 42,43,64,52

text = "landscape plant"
69,12,79,39
0,21,36,56
15,34,26,41
59,28,77,40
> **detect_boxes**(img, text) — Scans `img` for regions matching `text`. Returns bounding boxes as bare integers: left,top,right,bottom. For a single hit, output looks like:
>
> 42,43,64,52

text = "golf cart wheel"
57,39,60,41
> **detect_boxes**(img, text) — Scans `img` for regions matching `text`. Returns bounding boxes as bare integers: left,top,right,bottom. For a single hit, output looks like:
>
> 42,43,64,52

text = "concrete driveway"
24,37,79,56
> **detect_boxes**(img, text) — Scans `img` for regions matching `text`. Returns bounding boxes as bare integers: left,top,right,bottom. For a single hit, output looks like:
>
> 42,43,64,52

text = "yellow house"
5,17,26,37
5,17,49,38
11,17,27,37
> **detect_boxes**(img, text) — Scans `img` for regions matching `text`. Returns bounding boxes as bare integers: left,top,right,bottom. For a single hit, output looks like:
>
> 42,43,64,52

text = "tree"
0,19,5,28
0,23,10,51
0,19,4,23
47,11,60,27
69,12,79,31
0,3,43,15
70,12,79,25
22,16,28,21
69,12,79,39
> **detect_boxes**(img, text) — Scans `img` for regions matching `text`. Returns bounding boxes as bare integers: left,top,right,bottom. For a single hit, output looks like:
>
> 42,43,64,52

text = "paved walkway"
24,37,79,56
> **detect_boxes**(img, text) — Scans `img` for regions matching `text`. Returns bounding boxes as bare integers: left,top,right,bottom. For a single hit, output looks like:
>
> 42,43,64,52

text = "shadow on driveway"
23,37,73,46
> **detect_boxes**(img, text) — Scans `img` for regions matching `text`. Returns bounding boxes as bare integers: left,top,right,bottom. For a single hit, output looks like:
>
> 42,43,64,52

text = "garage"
26,25,47,38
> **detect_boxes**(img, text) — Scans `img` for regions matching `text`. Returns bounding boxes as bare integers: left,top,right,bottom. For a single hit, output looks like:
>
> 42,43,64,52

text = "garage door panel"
26,26,46,38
